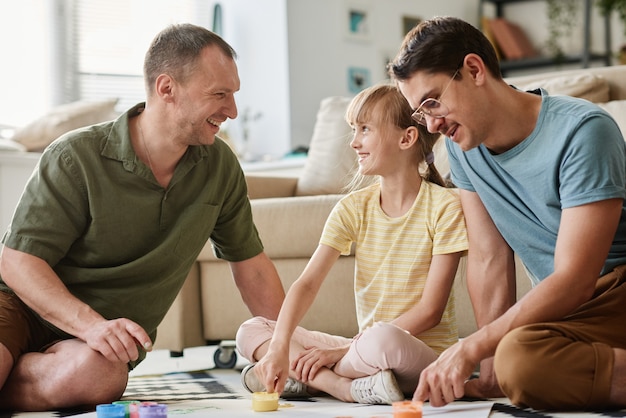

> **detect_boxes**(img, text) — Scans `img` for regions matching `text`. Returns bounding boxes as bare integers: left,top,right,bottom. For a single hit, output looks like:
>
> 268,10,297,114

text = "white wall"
219,0,624,155
219,0,291,160
1,0,623,156
0,0,54,126
285,0,480,150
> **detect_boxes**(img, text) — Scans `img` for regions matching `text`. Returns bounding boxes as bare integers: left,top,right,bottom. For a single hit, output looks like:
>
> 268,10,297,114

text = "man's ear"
155,74,175,102
400,126,419,150
463,53,488,86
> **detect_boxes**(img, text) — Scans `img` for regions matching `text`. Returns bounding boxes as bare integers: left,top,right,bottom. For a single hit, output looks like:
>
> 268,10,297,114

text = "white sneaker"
241,363,311,398
350,370,404,405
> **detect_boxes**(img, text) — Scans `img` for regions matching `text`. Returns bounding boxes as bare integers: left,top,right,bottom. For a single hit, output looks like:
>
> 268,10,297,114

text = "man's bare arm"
0,246,152,362
415,197,622,406
460,190,516,398
230,252,285,320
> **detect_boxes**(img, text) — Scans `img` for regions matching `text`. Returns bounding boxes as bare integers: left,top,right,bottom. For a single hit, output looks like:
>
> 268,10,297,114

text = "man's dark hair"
143,23,237,95
389,16,502,81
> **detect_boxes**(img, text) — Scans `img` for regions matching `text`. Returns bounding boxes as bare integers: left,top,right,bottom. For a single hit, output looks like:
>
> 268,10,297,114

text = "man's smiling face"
398,69,483,152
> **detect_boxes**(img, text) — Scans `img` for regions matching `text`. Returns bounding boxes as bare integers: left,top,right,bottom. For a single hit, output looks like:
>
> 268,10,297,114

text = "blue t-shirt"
447,89,626,284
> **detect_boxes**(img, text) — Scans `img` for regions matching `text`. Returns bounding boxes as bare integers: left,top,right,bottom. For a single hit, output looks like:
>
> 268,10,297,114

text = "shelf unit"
479,0,612,73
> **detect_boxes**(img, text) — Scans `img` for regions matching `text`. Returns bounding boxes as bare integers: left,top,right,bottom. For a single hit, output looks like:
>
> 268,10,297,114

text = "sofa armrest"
196,193,345,262
252,194,344,258
196,193,358,343
245,174,298,199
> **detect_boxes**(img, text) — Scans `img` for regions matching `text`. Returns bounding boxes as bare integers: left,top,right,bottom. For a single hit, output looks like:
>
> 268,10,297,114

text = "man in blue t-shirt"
389,16,626,411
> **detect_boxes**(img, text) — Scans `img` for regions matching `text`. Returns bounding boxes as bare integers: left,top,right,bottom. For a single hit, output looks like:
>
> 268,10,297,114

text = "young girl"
235,83,468,405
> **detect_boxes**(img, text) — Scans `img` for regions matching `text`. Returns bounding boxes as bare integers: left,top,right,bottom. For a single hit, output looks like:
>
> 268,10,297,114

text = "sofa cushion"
0,138,27,152
295,97,356,196
597,100,626,137
12,98,119,152
516,73,609,103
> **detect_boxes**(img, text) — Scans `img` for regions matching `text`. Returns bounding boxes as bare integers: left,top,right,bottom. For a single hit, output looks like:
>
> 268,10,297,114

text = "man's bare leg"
609,348,626,408
0,339,128,411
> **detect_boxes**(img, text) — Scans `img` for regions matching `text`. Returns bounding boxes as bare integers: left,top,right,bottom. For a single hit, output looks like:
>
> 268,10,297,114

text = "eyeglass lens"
412,69,458,126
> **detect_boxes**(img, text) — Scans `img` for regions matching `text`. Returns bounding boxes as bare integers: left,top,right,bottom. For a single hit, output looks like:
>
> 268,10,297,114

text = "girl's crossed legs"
236,317,437,397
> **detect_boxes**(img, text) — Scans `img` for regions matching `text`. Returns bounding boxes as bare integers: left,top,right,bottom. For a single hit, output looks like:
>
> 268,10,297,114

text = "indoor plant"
596,0,626,64
545,0,580,62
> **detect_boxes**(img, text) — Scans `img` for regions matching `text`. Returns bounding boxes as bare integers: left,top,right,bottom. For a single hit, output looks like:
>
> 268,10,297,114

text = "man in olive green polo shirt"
0,24,285,411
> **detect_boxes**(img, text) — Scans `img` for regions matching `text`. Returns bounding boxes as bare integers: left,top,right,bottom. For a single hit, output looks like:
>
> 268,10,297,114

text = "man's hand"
291,345,348,383
413,340,478,407
82,318,152,363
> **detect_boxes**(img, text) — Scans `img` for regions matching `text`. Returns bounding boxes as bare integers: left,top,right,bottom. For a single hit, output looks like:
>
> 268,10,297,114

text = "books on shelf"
484,17,537,61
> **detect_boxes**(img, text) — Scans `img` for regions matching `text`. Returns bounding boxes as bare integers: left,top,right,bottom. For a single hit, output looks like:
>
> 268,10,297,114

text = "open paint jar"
392,400,423,418
252,391,279,412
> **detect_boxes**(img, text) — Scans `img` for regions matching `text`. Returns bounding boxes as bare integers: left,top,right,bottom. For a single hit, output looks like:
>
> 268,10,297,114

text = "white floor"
126,347,496,418
130,344,248,377
127,346,607,418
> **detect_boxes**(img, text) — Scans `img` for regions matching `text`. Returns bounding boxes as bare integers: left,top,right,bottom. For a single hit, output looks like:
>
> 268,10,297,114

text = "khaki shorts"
495,264,626,410
0,291,142,370
0,291,62,362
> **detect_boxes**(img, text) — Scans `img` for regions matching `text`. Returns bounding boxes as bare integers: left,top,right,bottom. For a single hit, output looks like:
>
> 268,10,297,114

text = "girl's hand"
255,349,291,394
291,345,349,383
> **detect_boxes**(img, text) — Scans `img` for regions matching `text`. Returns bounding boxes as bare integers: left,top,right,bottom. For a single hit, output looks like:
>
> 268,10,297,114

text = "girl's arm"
391,251,462,335
256,244,341,394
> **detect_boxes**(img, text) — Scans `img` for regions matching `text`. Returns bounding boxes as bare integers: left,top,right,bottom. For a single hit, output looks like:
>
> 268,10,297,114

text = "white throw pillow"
0,138,27,152
295,97,356,196
12,98,119,152
518,73,609,103
597,100,626,137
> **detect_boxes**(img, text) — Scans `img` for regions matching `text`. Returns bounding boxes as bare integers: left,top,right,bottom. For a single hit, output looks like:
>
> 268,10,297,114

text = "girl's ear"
400,126,419,150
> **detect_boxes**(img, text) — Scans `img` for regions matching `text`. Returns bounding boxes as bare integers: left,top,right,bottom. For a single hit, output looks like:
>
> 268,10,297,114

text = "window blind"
63,0,213,112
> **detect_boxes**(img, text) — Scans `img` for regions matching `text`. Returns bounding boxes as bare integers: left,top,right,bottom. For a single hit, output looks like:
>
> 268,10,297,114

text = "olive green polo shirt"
1,103,263,346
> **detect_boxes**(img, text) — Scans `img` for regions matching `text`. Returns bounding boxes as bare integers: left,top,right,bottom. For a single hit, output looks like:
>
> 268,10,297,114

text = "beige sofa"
155,65,626,363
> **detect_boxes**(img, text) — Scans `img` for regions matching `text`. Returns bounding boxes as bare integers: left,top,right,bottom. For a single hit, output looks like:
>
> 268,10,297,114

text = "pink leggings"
236,319,438,394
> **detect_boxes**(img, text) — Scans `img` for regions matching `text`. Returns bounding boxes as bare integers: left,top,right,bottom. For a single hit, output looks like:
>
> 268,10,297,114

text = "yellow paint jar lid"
252,391,279,412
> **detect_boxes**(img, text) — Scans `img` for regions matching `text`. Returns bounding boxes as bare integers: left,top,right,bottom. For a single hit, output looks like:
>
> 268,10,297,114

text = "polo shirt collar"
101,102,210,168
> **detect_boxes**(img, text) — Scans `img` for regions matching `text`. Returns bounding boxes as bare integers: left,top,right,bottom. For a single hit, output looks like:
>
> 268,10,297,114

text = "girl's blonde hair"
344,83,445,192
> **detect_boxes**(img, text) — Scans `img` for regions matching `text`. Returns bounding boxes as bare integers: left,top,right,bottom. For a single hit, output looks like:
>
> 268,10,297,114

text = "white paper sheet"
72,399,495,418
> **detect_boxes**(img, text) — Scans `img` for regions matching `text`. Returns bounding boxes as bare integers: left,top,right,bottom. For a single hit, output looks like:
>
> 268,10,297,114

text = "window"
62,0,213,112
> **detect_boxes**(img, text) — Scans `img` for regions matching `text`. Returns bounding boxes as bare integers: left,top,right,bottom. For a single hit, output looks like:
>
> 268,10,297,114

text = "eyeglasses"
411,69,460,126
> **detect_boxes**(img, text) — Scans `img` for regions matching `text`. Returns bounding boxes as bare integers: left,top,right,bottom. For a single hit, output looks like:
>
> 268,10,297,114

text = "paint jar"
112,400,140,418
252,391,279,412
96,404,126,418
138,403,167,418
392,400,423,418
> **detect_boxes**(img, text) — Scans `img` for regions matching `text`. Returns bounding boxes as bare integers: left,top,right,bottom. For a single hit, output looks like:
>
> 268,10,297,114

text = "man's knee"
494,326,577,409
47,340,128,406
494,327,544,406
